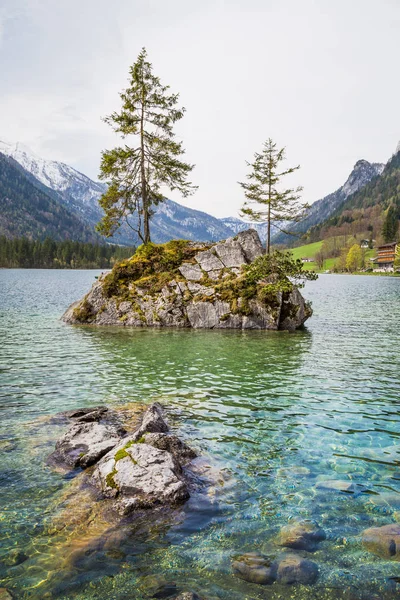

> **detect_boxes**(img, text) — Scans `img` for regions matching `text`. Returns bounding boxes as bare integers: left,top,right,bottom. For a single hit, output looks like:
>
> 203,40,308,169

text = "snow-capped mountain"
272,159,385,244
0,140,234,245
0,139,106,225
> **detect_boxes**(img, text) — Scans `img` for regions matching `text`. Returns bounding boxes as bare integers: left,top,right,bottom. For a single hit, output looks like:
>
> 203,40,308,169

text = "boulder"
143,432,197,463
195,249,225,272
48,420,125,469
232,552,275,585
179,263,203,281
0,589,13,600
133,402,169,440
88,403,195,515
362,524,400,559
92,441,189,514
277,520,326,552
60,406,108,422
274,554,318,585
315,479,357,493
279,288,312,331
236,229,265,262
214,239,247,268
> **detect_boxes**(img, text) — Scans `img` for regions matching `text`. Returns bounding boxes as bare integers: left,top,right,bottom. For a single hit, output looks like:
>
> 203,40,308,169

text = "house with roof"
373,242,398,272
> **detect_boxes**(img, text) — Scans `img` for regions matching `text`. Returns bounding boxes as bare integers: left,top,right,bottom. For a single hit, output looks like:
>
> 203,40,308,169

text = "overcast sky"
0,0,399,218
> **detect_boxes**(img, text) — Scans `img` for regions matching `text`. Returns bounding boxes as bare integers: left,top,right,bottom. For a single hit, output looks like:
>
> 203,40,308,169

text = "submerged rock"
277,520,326,551
62,230,312,331
315,479,358,493
174,593,204,600
232,552,275,585
275,553,318,585
232,550,319,586
362,523,400,559
0,589,13,600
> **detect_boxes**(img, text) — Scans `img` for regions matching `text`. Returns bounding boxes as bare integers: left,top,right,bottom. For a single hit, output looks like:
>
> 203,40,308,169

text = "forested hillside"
0,237,136,268
306,151,400,245
0,153,100,242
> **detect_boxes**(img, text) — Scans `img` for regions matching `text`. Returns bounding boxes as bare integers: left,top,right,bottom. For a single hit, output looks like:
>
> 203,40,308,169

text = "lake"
0,270,400,599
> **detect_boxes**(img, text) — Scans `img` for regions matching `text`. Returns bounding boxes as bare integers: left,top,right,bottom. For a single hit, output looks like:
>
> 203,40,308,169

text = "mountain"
220,216,285,243
0,139,106,227
0,139,246,245
0,140,237,244
150,199,233,242
272,159,385,245
308,149,400,243
0,153,99,242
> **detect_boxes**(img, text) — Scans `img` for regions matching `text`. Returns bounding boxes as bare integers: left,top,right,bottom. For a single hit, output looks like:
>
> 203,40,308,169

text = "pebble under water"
0,270,400,599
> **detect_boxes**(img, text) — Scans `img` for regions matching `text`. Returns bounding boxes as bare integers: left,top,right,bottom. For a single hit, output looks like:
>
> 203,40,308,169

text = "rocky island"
62,229,312,331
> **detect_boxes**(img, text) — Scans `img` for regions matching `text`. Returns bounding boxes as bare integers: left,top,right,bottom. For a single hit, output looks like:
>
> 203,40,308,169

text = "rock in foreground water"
362,523,400,559
278,520,326,551
275,553,319,584
48,419,125,469
232,551,319,586
232,552,276,585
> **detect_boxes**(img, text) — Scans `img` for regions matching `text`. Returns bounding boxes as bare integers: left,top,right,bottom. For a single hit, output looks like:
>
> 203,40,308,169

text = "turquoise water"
1,270,400,599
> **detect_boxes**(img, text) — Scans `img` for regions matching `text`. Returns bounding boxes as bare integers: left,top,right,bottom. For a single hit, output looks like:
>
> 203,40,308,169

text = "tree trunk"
140,89,150,244
267,177,272,254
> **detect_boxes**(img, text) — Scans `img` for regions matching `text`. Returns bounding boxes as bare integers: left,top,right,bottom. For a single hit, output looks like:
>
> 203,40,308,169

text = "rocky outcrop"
62,230,312,331
48,403,197,516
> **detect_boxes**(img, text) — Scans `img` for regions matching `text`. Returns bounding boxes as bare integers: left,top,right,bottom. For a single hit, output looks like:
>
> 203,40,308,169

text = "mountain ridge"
272,159,385,245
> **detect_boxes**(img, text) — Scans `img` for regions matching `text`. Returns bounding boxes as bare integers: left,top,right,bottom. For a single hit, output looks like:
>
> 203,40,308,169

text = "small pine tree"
97,48,197,244
239,138,308,254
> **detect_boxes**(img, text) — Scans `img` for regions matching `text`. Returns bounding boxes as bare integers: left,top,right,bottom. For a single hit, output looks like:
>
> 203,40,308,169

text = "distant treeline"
0,237,136,269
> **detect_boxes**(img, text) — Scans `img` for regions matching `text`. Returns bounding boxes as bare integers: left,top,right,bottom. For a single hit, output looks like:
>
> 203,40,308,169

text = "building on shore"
372,242,398,272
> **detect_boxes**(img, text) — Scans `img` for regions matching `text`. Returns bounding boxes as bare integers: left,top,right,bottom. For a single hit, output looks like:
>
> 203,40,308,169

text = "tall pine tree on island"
97,48,197,244
239,138,308,253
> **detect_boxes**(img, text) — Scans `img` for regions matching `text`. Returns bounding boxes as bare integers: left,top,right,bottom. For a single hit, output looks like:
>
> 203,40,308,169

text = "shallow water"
1,270,400,599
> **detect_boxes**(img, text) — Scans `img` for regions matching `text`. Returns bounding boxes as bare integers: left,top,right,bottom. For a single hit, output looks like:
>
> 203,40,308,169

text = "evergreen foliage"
0,237,135,269
382,204,399,242
239,139,308,254
97,48,197,244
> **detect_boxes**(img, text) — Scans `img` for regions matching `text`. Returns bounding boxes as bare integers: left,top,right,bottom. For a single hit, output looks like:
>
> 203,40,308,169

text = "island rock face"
62,229,312,331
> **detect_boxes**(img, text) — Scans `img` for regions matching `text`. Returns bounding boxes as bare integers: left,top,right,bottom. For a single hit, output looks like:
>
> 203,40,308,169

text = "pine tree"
239,138,308,253
382,204,399,243
97,48,197,244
